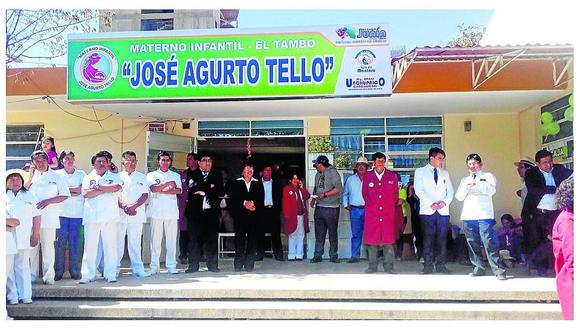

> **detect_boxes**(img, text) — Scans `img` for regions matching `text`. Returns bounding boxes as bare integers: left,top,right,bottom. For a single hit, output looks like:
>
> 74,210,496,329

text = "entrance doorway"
197,137,306,181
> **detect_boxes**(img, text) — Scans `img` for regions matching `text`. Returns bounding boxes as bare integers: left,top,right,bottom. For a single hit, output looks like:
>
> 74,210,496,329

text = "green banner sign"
67,24,391,102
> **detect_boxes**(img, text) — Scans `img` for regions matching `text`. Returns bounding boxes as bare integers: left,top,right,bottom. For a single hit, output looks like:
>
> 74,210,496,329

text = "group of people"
5,138,574,318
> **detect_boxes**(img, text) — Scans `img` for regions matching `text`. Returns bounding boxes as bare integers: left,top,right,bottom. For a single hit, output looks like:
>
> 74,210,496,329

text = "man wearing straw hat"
342,156,370,263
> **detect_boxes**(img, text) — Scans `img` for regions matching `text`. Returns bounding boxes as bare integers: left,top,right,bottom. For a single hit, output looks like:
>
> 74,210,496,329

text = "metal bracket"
472,49,526,89
553,57,573,88
392,52,417,91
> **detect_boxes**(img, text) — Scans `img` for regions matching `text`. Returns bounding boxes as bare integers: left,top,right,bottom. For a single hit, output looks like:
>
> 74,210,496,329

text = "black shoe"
420,266,433,274
330,258,340,263
295,258,303,261
436,267,450,274
274,255,284,261
234,268,243,272
244,266,254,272
255,255,264,261
185,266,199,273
310,257,322,263
264,253,273,258
365,267,377,273
384,268,397,274
71,274,81,280
208,267,221,273
54,274,63,281
347,258,359,263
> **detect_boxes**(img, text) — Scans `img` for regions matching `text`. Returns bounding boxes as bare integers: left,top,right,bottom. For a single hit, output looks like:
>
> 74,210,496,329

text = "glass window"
141,10,175,14
387,137,442,152
251,120,304,136
386,117,442,135
6,125,43,170
330,118,385,135
198,121,250,137
141,18,174,31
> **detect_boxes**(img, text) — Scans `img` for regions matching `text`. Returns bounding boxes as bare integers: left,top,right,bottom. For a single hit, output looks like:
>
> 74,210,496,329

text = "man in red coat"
362,152,400,273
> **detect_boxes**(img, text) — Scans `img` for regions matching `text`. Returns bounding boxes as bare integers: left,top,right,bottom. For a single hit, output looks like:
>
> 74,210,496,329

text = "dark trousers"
187,211,219,270
527,209,559,272
420,211,449,270
234,213,259,270
411,214,423,259
178,230,189,261
313,206,340,259
257,207,283,258
464,220,506,276
395,216,408,258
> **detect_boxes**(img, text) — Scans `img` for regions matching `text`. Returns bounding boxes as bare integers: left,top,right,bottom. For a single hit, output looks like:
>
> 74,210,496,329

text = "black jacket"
522,164,572,217
185,168,223,219
229,178,265,220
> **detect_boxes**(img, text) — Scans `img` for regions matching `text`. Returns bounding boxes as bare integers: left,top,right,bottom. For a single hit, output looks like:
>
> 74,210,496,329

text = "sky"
237,10,494,53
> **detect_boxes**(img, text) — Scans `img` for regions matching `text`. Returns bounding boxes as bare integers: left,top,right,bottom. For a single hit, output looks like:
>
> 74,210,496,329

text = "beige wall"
518,105,541,161
7,110,148,174
307,116,330,136
443,113,522,224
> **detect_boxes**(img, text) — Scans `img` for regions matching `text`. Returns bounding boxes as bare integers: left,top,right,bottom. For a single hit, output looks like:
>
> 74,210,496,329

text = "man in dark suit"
229,162,265,272
522,149,572,276
257,165,284,261
185,153,222,273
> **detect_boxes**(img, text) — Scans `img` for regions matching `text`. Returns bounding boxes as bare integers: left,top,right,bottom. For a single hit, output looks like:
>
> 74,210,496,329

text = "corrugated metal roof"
392,44,573,63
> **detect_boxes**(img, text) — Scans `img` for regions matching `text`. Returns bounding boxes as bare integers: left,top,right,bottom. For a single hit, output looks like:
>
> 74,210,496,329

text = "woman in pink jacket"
362,152,400,273
552,175,573,320
282,171,310,261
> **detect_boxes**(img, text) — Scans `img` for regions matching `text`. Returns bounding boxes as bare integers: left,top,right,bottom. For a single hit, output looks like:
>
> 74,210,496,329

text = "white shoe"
79,277,94,284
167,268,179,274
43,279,55,285
148,268,159,275
21,298,32,304
133,271,151,278
7,299,18,305
419,257,425,263
105,277,117,283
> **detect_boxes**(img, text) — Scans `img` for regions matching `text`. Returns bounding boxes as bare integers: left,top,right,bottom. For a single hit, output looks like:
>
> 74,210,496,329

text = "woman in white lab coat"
6,170,41,304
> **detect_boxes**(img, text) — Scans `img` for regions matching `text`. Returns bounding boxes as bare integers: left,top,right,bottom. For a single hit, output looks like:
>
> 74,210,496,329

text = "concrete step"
7,299,563,320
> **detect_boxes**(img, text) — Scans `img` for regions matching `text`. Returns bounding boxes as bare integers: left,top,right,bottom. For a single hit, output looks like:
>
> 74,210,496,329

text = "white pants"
29,228,56,282
149,218,177,272
117,222,145,274
287,215,305,260
81,221,117,281
7,250,32,301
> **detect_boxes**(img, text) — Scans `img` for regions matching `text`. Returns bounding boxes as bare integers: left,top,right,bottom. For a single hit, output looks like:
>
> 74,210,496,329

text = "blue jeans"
55,217,82,278
420,211,449,270
463,219,506,276
349,207,365,258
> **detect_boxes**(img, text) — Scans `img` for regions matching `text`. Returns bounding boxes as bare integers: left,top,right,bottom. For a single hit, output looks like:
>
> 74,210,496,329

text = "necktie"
202,171,208,181
433,168,438,184
472,173,477,180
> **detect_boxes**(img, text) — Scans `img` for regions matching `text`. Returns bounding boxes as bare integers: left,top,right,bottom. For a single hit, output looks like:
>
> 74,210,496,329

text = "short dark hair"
121,151,137,160
240,160,254,172
6,172,27,192
31,150,48,161
58,150,75,163
157,151,172,161
99,150,113,160
466,153,482,163
198,152,212,160
186,152,198,160
535,149,553,162
428,147,446,159
500,214,515,224
371,152,386,161
287,169,303,182
91,151,110,165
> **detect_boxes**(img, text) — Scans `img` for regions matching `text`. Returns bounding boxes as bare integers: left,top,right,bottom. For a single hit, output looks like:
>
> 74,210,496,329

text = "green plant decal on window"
308,136,335,152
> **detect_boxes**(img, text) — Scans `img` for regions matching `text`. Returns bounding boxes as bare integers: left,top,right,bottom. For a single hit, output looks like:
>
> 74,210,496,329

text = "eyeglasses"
200,159,212,162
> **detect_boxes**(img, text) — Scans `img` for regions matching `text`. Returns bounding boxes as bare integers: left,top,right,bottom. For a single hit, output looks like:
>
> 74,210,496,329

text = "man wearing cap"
342,156,370,263
25,150,70,285
413,147,454,274
522,149,572,276
310,155,343,263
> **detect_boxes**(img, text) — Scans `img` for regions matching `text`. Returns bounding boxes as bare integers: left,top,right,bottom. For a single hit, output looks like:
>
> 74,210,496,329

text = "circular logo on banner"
74,45,117,92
